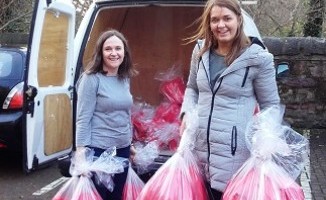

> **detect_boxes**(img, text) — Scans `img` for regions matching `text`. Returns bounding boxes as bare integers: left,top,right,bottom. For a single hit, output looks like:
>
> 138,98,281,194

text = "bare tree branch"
1,0,16,11
0,10,32,31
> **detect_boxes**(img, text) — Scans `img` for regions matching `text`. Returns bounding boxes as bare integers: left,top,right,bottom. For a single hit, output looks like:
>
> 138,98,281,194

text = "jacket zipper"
231,126,237,155
232,67,247,154
207,78,223,168
241,67,250,87
197,54,215,168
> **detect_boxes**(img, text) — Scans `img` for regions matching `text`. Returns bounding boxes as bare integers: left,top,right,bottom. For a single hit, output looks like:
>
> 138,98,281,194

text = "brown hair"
187,0,250,65
85,29,137,79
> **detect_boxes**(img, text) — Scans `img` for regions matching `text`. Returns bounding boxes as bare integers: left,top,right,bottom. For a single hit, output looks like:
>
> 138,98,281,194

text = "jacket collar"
197,38,267,88
199,43,265,81
198,38,267,89
219,44,263,78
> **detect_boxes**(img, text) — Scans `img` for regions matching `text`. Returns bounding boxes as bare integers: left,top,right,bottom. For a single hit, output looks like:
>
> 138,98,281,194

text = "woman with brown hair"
75,29,137,200
180,0,280,199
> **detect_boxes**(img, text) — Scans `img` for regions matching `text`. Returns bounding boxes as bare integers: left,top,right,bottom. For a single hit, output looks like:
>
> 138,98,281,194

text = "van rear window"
0,51,23,79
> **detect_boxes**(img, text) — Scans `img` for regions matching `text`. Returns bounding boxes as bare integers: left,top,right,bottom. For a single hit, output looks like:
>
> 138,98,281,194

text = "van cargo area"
81,4,203,106
76,3,206,177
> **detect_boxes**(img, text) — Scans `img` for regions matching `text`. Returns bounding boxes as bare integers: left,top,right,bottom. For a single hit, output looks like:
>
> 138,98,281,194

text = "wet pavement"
301,129,326,200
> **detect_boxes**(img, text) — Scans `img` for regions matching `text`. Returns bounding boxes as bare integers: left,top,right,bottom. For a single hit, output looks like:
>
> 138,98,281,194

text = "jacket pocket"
231,126,237,155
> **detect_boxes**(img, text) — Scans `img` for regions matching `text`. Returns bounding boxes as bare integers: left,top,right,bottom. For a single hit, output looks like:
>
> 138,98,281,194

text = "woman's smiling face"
102,35,125,75
210,5,239,46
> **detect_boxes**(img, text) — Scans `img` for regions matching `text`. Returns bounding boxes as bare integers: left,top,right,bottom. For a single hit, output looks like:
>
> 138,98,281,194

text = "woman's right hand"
75,146,87,163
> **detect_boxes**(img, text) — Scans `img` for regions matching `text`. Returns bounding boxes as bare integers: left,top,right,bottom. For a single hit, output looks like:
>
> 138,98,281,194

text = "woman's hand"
74,146,91,177
75,146,87,163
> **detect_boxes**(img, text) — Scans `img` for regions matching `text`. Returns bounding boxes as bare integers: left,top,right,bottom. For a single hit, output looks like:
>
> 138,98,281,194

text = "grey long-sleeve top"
76,73,133,150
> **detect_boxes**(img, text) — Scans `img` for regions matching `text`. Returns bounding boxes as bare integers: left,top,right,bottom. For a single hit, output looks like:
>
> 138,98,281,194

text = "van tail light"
2,82,24,109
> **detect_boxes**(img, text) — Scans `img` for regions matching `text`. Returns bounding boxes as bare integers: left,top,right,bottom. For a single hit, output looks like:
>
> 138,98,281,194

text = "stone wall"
263,37,326,128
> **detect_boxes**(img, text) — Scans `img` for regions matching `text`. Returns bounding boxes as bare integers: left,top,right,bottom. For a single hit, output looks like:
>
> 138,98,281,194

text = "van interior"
82,5,203,106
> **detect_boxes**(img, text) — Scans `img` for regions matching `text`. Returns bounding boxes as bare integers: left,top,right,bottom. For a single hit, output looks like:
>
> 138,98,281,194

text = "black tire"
57,156,72,177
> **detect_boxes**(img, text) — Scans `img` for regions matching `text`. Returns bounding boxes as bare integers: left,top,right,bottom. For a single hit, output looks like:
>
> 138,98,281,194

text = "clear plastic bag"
154,66,186,105
70,176,102,200
52,177,79,200
122,165,145,200
133,141,159,174
131,102,156,142
137,108,208,200
131,101,181,151
90,147,129,191
223,105,309,200
53,147,128,200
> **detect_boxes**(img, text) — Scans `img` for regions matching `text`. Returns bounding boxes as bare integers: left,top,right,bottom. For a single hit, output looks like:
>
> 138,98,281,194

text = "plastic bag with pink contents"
52,147,128,200
223,105,309,200
155,66,185,105
131,102,156,142
122,165,145,200
137,108,208,200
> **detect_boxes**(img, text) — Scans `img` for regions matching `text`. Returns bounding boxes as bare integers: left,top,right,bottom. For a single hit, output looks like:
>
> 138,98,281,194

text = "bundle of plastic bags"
131,102,180,151
131,66,185,152
132,102,156,142
52,147,128,200
137,108,208,200
223,105,309,200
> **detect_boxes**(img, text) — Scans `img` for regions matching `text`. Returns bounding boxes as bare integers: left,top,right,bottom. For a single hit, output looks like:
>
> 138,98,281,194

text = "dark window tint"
0,51,23,80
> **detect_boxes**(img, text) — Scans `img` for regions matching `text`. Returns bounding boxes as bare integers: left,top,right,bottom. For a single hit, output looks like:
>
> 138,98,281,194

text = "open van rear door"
23,0,75,172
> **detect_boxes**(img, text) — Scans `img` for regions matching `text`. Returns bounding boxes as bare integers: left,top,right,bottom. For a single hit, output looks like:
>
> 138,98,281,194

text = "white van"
23,0,262,172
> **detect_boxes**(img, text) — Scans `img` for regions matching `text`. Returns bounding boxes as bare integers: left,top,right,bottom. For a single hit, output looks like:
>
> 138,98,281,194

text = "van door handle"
25,85,38,117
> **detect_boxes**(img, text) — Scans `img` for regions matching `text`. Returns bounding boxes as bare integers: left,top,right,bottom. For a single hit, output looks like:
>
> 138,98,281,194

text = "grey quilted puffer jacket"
180,39,280,192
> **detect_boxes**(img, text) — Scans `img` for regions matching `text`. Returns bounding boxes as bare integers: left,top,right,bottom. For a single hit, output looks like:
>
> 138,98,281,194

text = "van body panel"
23,0,75,172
